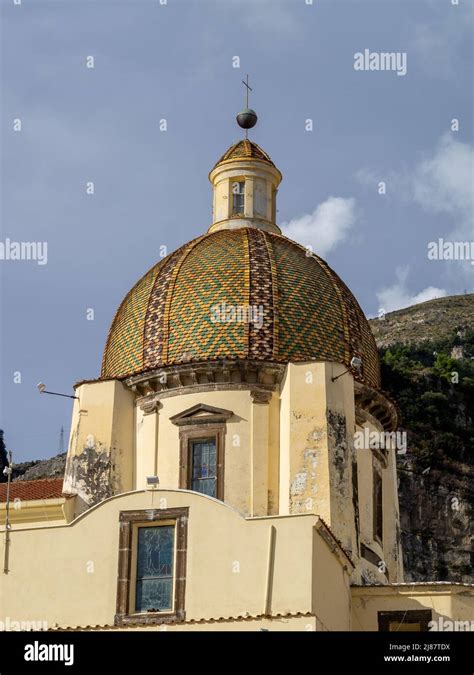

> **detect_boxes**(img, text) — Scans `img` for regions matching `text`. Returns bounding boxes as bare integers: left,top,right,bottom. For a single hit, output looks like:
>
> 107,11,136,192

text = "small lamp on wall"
37,382,78,400
146,476,159,490
331,356,363,382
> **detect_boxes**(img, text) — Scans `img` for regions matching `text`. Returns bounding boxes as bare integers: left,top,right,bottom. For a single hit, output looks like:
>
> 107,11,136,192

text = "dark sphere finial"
236,108,258,130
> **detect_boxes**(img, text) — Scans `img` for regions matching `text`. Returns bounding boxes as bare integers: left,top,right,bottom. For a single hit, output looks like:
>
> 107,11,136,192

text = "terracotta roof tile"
0,478,65,503
49,611,316,631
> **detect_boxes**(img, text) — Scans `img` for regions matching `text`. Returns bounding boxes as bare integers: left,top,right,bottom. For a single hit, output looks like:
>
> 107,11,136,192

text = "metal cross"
242,74,252,108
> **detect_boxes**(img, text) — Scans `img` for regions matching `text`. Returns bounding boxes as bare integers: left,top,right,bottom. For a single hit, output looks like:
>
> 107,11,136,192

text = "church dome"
211,139,279,174
101,228,381,388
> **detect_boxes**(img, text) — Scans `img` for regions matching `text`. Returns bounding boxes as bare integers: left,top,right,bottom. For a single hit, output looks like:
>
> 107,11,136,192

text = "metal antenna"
3,450,13,574
58,426,64,455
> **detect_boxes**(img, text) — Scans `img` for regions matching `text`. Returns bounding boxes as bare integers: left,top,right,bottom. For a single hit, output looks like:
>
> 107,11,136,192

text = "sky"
1,0,473,461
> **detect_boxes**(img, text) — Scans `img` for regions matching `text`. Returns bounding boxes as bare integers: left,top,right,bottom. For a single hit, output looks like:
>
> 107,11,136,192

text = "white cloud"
413,132,473,282
282,196,357,257
354,167,380,187
412,132,472,220
413,134,472,213
357,132,473,289
410,3,473,80
376,266,447,314
358,133,473,230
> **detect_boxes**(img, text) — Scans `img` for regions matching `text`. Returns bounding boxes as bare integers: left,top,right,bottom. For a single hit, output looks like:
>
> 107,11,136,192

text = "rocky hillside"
12,453,67,481
371,294,474,348
369,293,474,583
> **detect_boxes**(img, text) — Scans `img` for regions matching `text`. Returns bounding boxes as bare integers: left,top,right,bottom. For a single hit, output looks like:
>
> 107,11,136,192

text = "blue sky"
1,0,472,461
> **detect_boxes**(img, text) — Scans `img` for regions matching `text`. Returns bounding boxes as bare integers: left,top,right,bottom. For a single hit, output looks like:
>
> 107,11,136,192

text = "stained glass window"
135,525,174,613
191,439,217,497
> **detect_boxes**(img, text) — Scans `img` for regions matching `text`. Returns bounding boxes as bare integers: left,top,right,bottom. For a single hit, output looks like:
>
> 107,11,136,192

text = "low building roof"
0,477,65,503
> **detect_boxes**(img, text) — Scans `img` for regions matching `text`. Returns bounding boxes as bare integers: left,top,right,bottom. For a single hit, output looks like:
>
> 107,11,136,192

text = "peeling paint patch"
64,442,119,507
308,428,325,443
290,472,308,496
327,410,348,484
290,422,326,513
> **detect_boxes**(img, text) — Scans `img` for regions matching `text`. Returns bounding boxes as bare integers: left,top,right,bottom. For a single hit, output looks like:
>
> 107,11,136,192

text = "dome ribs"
161,236,207,364
264,232,280,360
143,246,189,371
101,228,381,389
243,229,251,357
247,228,275,361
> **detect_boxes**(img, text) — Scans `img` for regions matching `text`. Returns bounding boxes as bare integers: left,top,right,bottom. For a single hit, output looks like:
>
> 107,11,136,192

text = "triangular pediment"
170,403,233,426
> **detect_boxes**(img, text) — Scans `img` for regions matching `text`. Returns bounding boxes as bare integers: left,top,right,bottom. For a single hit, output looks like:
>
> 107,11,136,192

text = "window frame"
373,466,383,546
361,543,389,581
179,425,225,501
189,437,218,497
131,520,176,615
231,179,245,216
115,507,188,626
378,610,432,632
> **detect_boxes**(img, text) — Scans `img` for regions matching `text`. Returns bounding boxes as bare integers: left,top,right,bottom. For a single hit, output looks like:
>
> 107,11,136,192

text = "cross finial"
242,74,252,109
236,76,257,137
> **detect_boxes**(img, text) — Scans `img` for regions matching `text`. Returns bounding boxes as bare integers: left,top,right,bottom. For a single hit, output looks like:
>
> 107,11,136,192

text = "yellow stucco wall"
279,362,361,560
62,361,404,580
2,488,469,631
355,418,403,584
312,529,352,631
135,389,280,516
352,585,474,631
279,362,329,519
0,490,350,630
0,498,74,530
29,351,412,608
65,380,134,508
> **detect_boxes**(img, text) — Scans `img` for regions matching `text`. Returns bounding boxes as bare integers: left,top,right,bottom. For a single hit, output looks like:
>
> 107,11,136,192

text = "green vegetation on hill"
370,295,474,582
381,331,474,465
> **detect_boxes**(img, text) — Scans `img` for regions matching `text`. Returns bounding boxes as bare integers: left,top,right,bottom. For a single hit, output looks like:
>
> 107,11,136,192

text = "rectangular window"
378,610,432,632
115,508,188,626
191,439,217,497
232,181,245,214
373,468,383,544
178,426,225,501
135,525,174,613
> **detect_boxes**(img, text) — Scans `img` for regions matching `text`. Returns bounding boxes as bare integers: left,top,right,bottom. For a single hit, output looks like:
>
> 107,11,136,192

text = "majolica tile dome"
101,139,381,389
